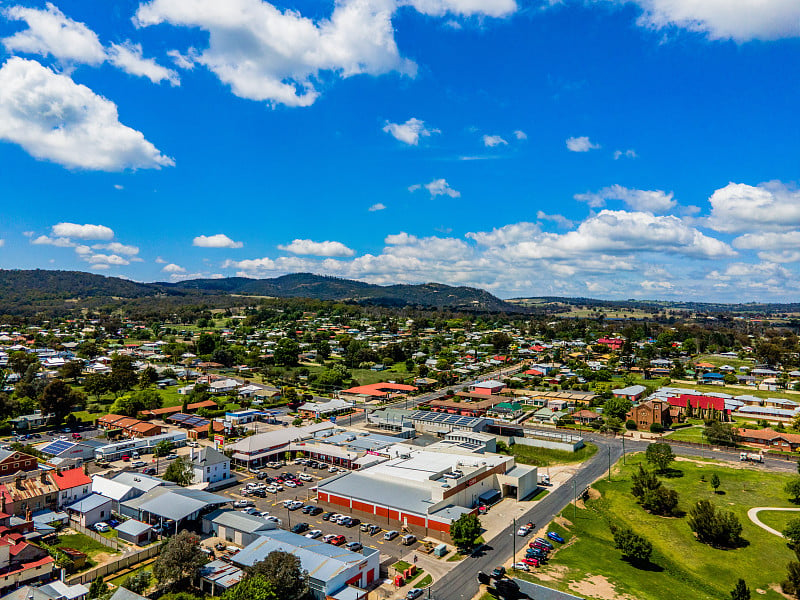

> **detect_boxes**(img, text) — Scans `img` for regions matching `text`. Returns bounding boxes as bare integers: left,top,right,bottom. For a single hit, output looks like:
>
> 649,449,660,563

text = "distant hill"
0,269,515,312
164,273,514,311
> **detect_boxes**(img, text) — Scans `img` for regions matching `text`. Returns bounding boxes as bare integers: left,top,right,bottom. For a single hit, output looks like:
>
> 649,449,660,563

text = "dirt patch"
568,575,636,600
675,456,751,470
555,516,573,529
576,487,601,509
536,564,569,582
768,583,792,599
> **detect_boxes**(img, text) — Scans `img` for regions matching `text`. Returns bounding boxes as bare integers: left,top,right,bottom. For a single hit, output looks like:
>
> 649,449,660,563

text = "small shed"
115,519,153,545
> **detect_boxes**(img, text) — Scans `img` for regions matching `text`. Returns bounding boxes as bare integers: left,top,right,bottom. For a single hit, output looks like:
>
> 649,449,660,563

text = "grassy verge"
414,574,433,588
510,442,598,467
108,563,153,587
531,453,796,600
664,426,707,443
393,560,411,572
756,510,800,535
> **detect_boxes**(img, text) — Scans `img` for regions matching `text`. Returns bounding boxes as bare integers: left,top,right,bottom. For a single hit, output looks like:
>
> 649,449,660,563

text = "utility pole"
608,446,612,481
622,435,626,465
512,517,516,570
573,478,576,520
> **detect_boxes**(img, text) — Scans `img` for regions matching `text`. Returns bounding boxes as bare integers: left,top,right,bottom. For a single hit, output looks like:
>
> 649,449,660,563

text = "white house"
190,447,231,485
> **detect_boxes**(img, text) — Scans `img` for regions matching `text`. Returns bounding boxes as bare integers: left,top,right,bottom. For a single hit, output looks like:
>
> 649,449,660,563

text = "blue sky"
0,0,799,301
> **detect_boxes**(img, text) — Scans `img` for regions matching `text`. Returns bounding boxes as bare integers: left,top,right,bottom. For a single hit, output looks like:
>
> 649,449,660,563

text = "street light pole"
608,446,612,481
512,517,516,571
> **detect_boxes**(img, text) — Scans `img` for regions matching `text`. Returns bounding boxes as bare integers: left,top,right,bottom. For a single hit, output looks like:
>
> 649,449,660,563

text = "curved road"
747,507,800,538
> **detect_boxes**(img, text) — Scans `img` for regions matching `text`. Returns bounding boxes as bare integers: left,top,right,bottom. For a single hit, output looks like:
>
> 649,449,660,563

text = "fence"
69,520,123,551
66,543,162,585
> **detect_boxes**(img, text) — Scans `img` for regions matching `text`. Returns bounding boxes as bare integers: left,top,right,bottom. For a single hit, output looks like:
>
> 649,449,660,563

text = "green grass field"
529,454,798,600
664,426,708,443
756,510,800,535
695,354,754,370
510,442,598,467
57,533,118,558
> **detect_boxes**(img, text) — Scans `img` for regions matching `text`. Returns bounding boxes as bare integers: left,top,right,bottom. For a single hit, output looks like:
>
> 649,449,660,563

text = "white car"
305,529,322,539
265,516,281,524
298,473,313,481
512,562,530,572
328,466,338,473
517,526,531,536
284,480,297,488
265,485,278,494
94,522,110,532
322,533,337,543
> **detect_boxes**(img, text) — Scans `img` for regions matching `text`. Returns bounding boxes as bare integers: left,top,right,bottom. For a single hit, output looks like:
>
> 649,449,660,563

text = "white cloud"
114,184,124,190
52,223,114,240
2,3,106,65
369,203,387,211
32,235,75,247
192,234,244,248
0,58,174,170
574,185,676,213
707,181,800,233
402,0,517,17
641,280,674,291
536,211,574,228
566,136,600,152
466,222,540,246
482,134,508,147
410,178,460,198
87,253,130,266
382,117,438,145
107,41,180,86
91,264,110,270
92,242,140,256
154,257,167,263
514,130,527,140
167,49,197,70
135,0,417,107
613,149,637,159
732,231,800,263
162,263,186,273
620,0,800,41
0,239,5,247
278,239,355,257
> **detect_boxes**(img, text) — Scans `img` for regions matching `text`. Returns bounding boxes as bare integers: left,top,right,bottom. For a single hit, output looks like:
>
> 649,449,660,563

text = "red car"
530,541,549,551
521,558,540,567
328,535,346,546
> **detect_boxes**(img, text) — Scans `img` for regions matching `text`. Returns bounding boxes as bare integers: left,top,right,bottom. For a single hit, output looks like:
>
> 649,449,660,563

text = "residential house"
0,451,38,476
572,410,601,425
738,428,800,452
51,468,92,507
612,385,647,402
66,494,112,528
470,380,506,395
189,447,231,486
0,535,55,593
0,471,59,518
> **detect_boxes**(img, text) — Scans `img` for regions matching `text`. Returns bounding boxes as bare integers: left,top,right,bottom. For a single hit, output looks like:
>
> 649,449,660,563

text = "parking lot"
221,459,422,563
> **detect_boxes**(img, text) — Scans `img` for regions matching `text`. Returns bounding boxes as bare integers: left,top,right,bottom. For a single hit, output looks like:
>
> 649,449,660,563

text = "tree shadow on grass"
660,468,684,479
622,558,664,572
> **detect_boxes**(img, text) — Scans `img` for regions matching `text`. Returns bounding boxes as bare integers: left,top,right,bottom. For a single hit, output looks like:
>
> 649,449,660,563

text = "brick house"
738,428,800,452
0,450,38,476
626,399,672,430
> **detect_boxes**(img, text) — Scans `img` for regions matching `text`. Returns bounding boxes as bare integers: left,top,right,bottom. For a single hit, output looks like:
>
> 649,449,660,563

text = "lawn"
664,426,707,443
414,574,433,588
510,442,598,467
57,533,118,558
695,354,754,370
108,563,153,587
529,454,799,600
757,510,800,536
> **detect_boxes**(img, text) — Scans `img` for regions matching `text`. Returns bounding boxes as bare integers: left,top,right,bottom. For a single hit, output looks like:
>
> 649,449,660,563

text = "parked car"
322,512,335,521
166,453,178,459
368,525,382,535
233,500,254,508
547,531,565,543
288,501,304,511
243,507,259,515
322,534,338,543
94,522,110,532
132,460,146,468
291,522,309,534
490,566,506,579
521,557,539,567
285,480,297,488
328,535,346,546
512,562,530,572
406,589,424,600
265,485,278,494
142,467,157,475
384,530,398,541
298,473,313,481
305,529,322,539
360,522,371,532
307,506,323,516
517,525,532,536
345,541,362,552
121,455,130,462
401,534,416,545
328,466,338,473
535,538,554,550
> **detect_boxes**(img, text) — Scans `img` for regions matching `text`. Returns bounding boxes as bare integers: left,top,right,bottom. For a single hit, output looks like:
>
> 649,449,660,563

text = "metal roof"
122,486,228,521
67,493,111,513
318,472,433,516
205,508,275,534
115,519,152,536
199,559,245,589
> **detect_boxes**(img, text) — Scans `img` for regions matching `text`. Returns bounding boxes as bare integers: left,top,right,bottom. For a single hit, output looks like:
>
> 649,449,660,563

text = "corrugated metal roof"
115,519,152,536
205,509,274,534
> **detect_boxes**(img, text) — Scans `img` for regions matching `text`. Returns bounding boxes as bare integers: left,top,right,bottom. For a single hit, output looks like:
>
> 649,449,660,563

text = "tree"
730,579,750,600
111,389,163,417
786,478,800,503
9,351,37,375
248,550,307,600
153,531,208,589
274,338,300,367
84,373,111,399
687,500,743,547
123,570,152,595
710,473,721,494
631,465,661,500
704,421,739,446
39,380,86,424
450,513,482,549
641,485,679,517
139,366,159,388
611,524,653,564
109,354,138,394
784,519,800,549
154,440,173,458
89,576,109,599
197,333,217,355
59,361,83,382
784,561,800,599
603,396,632,421
221,573,277,600
162,456,194,486
645,442,675,473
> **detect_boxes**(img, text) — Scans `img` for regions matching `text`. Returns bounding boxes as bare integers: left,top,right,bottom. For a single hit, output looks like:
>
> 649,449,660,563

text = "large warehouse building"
316,445,537,542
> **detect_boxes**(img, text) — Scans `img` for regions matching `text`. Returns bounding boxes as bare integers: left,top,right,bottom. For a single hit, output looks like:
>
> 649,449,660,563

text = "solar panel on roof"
41,440,74,455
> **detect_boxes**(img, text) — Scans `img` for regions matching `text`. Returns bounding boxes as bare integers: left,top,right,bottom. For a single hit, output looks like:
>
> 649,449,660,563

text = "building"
626,399,672,430
37,439,106,466
91,472,173,513
612,385,647,402
572,410,601,425
189,447,231,486
51,468,92,507
338,383,417,404
470,380,506,395
0,471,59,518
120,487,229,535
95,415,162,438
738,428,800,451
405,411,492,435
114,519,153,545
0,451,38,476
4,582,89,600
316,445,536,542
226,423,335,469
0,538,55,594
66,494,112,528
94,431,187,462
201,509,277,546
666,394,731,421
198,560,245,596
232,530,380,600
298,398,351,420
8,411,49,431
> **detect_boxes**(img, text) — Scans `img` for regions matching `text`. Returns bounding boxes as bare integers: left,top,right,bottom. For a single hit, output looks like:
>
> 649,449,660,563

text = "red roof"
524,369,544,376
531,345,546,352
668,394,726,411
52,467,91,491
341,382,417,395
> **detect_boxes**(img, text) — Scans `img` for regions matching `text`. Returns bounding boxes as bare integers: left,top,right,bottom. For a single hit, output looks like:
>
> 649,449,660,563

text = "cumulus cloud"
410,178,460,198
620,0,800,41
369,203,387,211
162,263,186,273
514,130,527,140
32,235,75,247
566,136,600,152
0,58,174,170
732,231,800,263
87,253,130,266
483,134,508,147
402,0,517,17
707,181,800,233
136,0,417,107
52,223,114,240
278,239,355,257
92,242,140,256
536,211,574,228
613,149,637,160
192,234,243,248
466,222,540,246
107,41,180,85
574,185,676,213
641,280,674,291
2,3,105,65
383,117,438,145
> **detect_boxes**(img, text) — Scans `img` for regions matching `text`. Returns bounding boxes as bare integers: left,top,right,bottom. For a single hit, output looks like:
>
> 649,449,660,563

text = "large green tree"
221,574,277,600
783,562,800,600
450,513,482,549
688,500,743,548
611,525,653,564
603,396,632,420
247,551,307,600
274,338,301,367
784,519,800,549
645,442,675,473
786,478,800,503
162,456,194,486
39,380,86,424
153,531,208,589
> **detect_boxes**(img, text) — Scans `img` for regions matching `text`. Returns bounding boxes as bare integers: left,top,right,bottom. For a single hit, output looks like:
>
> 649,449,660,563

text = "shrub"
688,500,743,547
650,423,665,433
625,419,637,430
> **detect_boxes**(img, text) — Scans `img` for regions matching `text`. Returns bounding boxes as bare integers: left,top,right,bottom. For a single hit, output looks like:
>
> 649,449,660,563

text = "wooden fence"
66,543,162,585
